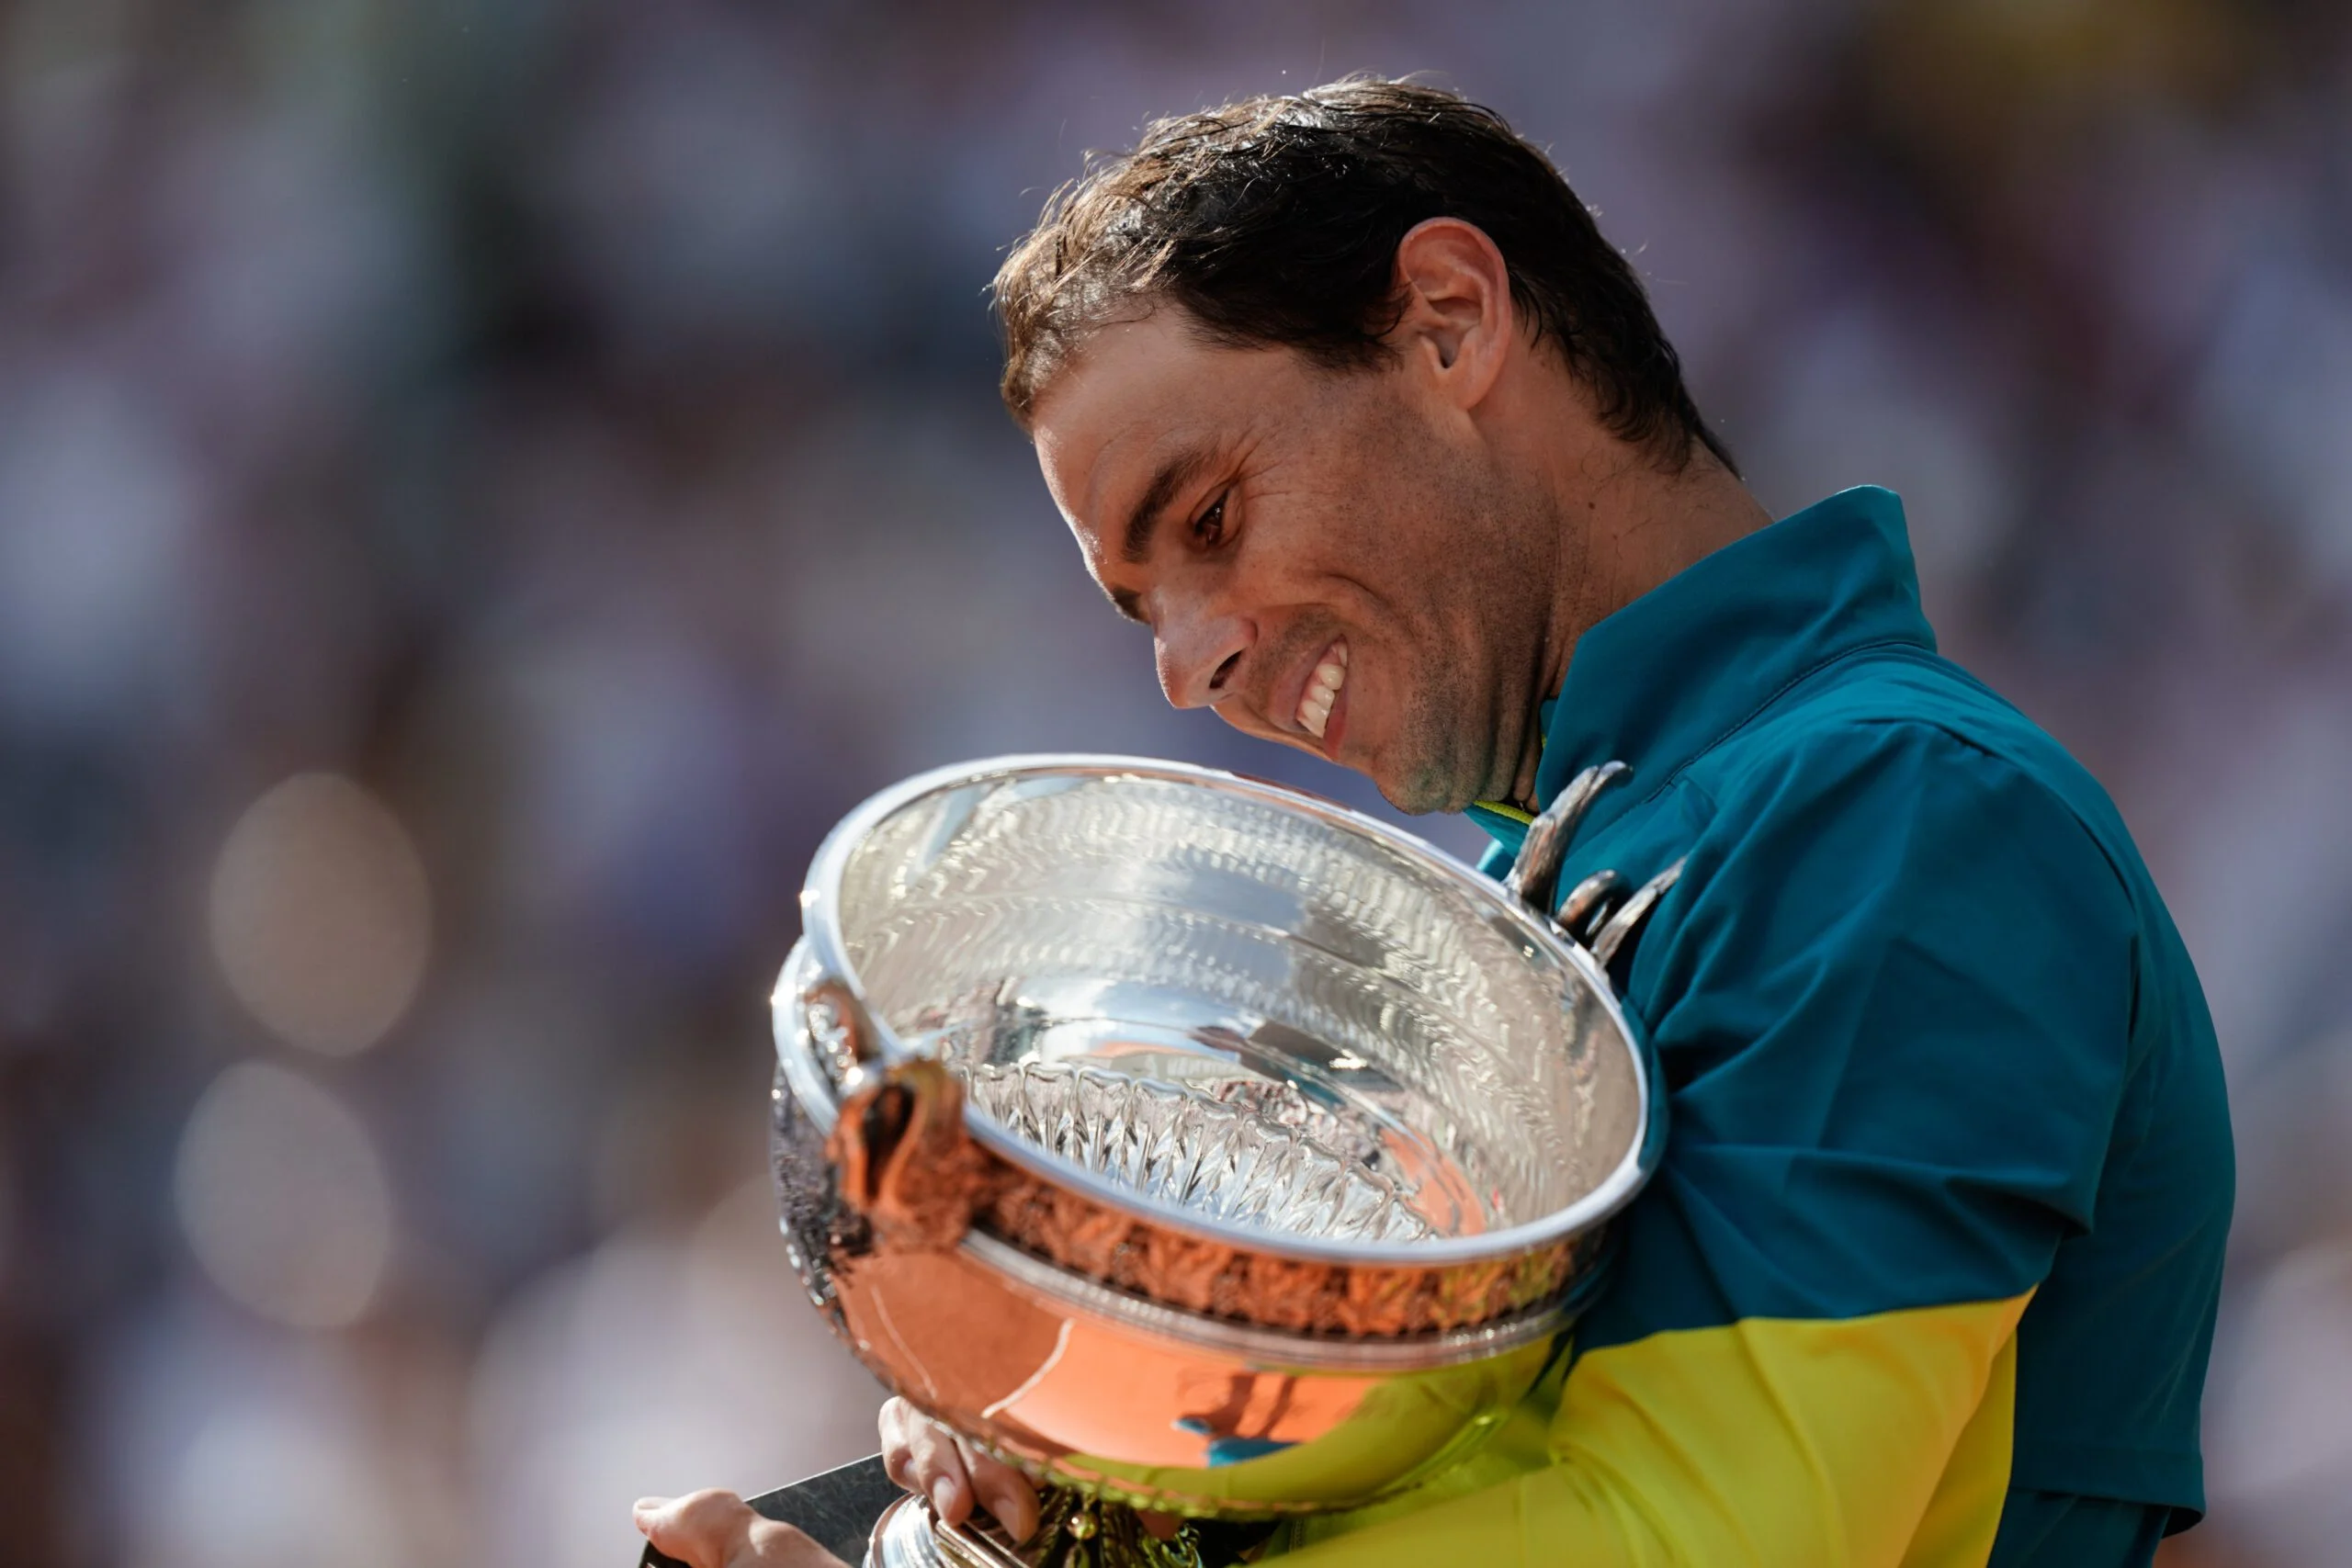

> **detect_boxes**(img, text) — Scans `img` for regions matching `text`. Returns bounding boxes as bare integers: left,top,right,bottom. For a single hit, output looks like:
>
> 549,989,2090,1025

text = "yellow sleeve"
1272,1292,2030,1568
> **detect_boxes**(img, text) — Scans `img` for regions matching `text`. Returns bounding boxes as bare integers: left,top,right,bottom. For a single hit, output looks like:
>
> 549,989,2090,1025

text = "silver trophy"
744,757,1668,1567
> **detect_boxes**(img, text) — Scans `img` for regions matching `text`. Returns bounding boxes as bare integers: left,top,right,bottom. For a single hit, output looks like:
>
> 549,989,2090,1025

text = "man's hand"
634,1490,849,1568
878,1397,1042,1542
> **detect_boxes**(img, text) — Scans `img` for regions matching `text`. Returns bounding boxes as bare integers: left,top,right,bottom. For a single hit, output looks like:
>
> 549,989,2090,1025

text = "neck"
1500,438,1768,810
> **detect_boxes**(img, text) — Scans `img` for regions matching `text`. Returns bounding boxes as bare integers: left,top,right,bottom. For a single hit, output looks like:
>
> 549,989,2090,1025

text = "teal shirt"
1462,488,2233,1564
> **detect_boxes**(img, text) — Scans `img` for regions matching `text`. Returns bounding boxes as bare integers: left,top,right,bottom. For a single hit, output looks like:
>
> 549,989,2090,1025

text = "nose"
1154,606,1253,710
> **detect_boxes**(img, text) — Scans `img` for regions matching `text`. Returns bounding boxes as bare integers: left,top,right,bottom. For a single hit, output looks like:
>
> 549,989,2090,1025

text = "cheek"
1328,487,1464,631
1245,396,1465,626
1333,424,1470,569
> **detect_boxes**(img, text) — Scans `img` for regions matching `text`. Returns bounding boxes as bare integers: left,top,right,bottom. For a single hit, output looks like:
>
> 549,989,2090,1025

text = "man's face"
1031,306,1560,814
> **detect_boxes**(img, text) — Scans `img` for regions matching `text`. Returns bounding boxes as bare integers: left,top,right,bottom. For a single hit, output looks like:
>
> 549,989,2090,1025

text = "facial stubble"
1362,428,1561,817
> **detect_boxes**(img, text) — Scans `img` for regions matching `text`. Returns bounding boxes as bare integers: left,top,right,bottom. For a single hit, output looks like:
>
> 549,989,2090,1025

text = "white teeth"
1295,641,1349,739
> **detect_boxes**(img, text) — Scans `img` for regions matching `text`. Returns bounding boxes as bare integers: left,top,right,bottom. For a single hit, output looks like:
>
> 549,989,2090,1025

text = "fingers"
956,1435,1040,1543
635,1490,755,1568
908,1415,977,1526
874,1399,1038,1543
637,1494,847,1567
877,1397,923,1490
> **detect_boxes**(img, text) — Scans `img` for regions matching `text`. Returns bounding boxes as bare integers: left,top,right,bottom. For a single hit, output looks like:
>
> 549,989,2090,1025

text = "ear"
1387,218,1516,411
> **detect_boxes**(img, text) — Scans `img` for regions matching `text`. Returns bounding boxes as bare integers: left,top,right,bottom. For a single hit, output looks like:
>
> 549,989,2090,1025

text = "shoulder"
1654,694,2142,1010
1692,651,2131,891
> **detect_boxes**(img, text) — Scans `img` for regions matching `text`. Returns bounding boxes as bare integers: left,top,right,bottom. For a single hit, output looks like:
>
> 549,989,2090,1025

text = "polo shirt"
1275,486,2233,1568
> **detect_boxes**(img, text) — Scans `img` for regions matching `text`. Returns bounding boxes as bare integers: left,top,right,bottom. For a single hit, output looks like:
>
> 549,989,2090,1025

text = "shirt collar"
1469,485,1935,860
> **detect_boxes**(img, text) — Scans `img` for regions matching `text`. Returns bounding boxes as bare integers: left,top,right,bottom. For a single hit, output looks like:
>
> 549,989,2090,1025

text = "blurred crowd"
2,2,2347,1563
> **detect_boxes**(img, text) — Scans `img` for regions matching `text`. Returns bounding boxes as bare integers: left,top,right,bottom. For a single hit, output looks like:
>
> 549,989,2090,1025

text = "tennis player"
639,78,2232,1568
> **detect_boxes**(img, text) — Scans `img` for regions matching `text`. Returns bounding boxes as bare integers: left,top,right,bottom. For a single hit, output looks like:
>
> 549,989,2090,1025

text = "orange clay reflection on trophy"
834,1247,1374,1468
976,1168,1581,1335
824,1029,1583,1336
830,1247,1068,1435
1379,1125,1488,1238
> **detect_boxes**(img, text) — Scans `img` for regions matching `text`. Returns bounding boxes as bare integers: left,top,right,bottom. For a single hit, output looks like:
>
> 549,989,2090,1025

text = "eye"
1191,492,1230,549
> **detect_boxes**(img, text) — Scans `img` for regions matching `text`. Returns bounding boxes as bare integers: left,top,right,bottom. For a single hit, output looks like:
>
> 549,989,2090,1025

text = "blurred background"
2,1,2346,1563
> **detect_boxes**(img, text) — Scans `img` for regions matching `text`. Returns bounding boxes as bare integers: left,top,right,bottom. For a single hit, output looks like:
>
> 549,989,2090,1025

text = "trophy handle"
827,1055,994,1251
1590,860,1686,974
1501,761,1682,985
1500,761,1628,918
1557,868,1626,946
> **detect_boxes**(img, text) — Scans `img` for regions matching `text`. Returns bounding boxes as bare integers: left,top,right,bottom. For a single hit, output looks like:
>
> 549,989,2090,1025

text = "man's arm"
1279,722,2137,1565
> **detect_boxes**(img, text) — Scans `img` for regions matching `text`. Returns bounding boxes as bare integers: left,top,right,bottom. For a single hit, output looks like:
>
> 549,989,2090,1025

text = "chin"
1369,766,1456,818
1363,735,1488,817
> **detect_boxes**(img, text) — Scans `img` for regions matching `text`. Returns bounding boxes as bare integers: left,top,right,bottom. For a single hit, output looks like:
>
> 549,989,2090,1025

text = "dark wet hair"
992,76,1734,473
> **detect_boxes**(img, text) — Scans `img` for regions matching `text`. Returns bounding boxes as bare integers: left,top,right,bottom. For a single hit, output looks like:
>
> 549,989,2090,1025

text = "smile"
1296,638,1349,739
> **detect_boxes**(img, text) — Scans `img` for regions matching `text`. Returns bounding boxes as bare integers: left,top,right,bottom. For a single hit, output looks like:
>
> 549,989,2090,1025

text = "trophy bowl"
769,756,1659,1536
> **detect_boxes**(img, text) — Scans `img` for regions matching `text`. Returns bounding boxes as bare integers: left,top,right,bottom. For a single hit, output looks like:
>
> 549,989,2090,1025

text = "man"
639,79,2232,1568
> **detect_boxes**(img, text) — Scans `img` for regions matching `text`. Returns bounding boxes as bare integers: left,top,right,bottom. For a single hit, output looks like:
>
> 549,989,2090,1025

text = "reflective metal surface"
865,1492,1221,1568
774,756,1663,1517
868,1496,1026,1568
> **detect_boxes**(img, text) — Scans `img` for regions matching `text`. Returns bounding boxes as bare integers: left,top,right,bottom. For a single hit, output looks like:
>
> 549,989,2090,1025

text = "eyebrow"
1120,443,1216,565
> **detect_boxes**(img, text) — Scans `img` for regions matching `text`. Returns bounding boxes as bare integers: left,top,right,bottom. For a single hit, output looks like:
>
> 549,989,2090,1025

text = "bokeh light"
208,773,431,1057
139,1406,409,1568
468,1178,880,1568
2207,1240,2352,1560
173,1061,393,1330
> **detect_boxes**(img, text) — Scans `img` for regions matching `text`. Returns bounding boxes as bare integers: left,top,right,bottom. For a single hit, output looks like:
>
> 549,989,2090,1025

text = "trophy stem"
868,1488,1235,1568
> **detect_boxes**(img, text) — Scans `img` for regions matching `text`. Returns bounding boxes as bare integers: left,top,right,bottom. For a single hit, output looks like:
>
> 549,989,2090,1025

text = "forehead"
1030,310,1286,547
